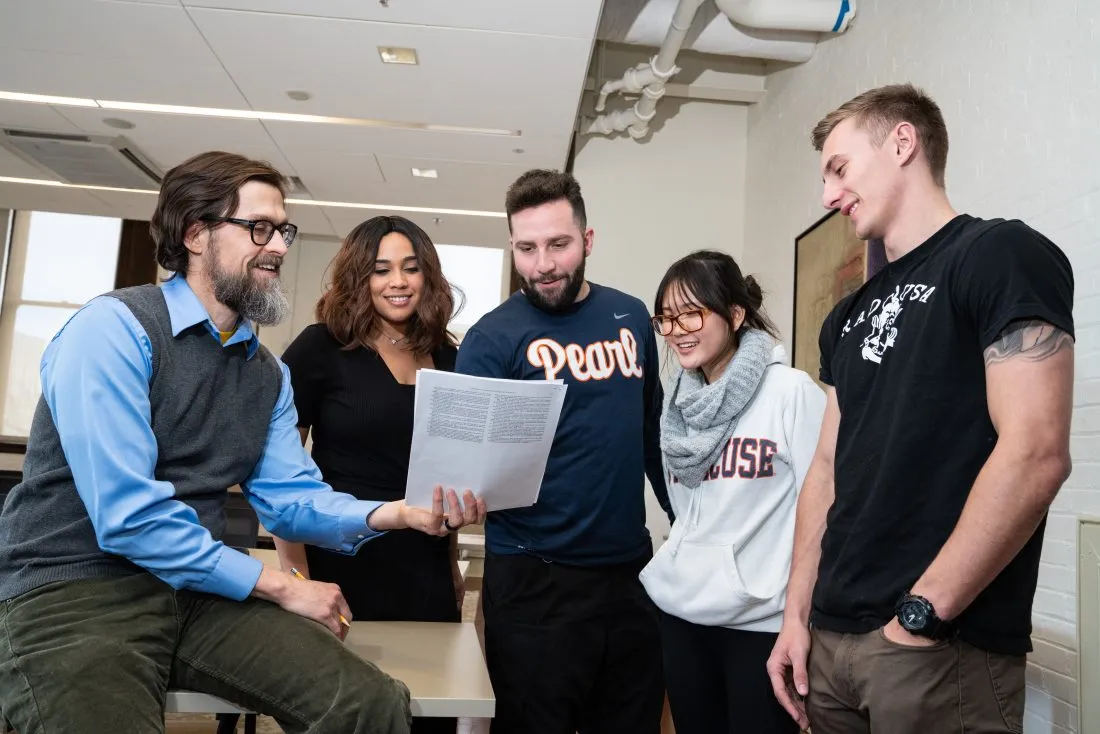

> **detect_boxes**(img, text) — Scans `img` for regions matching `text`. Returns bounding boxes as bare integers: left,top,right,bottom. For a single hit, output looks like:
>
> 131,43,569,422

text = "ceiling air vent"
286,175,312,200
0,129,163,189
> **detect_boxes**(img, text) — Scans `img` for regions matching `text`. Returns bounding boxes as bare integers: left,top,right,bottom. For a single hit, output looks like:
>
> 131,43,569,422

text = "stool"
165,690,258,734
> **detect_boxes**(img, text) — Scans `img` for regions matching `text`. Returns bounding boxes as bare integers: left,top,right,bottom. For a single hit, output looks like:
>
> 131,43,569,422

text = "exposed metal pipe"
715,0,856,33
595,63,660,113
610,0,820,63
586,0,858,139
585,0,705,139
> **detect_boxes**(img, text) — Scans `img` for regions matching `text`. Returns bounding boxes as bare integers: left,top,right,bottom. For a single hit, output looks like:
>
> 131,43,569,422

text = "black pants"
483,551,664,734
659,611,798,734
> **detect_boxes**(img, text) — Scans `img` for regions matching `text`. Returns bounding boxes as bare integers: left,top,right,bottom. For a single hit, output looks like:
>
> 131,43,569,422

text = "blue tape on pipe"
832,0,851,32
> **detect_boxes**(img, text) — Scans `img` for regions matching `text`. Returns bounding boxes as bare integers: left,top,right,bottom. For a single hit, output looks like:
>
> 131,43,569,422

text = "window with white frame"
435,244,506,334
0,211,122,437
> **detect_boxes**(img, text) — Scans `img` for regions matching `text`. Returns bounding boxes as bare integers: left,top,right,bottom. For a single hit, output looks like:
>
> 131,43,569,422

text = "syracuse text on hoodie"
640,345,826,633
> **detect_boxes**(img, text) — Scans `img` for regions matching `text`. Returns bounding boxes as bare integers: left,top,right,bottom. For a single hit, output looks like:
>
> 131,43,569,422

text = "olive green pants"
0,574,411,734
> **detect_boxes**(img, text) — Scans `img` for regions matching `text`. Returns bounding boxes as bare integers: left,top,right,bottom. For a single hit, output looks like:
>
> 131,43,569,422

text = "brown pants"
806,627,1025,734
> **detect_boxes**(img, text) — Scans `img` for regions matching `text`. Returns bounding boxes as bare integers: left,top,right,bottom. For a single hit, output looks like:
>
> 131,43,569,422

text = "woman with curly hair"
273,216,477,732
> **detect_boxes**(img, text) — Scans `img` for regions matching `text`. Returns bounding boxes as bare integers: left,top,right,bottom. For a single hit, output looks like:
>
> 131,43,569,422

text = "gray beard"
206,252,289,327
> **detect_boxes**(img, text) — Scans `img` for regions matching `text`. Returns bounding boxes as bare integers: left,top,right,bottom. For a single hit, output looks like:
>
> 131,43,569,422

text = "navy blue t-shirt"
456,283,670,566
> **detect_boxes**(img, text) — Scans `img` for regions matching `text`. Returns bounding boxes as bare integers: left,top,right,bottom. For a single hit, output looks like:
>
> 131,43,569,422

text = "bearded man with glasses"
0,150,484,734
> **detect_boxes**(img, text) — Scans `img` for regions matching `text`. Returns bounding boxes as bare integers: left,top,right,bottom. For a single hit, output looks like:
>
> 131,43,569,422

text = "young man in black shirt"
767,84,1075,733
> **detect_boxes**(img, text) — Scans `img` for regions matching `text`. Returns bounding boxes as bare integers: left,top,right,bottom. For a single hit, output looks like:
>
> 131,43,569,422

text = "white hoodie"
640,345,826,633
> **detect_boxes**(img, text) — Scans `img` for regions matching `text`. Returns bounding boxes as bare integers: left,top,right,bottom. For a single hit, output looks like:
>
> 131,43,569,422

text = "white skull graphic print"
839,283,937,366
860,293,904,363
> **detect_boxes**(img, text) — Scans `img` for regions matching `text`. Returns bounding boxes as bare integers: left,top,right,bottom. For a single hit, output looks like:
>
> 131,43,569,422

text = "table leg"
215,713,240,734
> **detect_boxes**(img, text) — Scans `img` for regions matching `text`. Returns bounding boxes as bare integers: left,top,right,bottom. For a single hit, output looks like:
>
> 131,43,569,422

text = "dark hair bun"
744,275,764,310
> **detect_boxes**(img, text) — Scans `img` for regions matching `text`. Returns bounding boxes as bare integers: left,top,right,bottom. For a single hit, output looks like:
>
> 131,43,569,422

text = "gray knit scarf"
661,329,775,489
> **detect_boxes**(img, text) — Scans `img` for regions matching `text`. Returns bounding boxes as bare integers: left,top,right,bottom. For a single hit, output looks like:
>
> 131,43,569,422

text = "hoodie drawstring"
670,484,705,557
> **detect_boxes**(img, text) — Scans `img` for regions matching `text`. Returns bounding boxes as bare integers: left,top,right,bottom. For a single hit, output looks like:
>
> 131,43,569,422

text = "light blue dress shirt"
39,275,385,601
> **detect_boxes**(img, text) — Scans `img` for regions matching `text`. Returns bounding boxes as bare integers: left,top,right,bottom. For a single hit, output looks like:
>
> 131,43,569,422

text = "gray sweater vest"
0,284,281,601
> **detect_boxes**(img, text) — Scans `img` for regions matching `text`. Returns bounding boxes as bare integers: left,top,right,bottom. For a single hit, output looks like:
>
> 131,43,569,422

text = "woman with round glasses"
272,215,483,734
639,249,826,734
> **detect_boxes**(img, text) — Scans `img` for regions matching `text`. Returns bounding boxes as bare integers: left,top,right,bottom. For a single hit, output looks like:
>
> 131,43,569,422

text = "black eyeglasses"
651,308,711,336
204,217,298,247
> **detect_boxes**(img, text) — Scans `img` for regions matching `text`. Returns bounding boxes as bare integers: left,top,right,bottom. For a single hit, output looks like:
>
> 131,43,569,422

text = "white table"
167,621,494,720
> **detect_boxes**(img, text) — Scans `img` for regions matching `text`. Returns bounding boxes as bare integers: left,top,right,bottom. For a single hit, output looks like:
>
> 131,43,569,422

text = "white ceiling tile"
284,151,385,202
80,186,337,238
153,143,298,181
55,107,270,146
0,48,248,108
285,202,336,237
182,0,604,38
373,156,526,212
0,0,215,58
322,206,508,249
189,9,592,133
53,108,282,173
0,182,116,217
0,144,56,180
269,120,566,169
0,101,83,134
246,148,530,213
83,190,159,221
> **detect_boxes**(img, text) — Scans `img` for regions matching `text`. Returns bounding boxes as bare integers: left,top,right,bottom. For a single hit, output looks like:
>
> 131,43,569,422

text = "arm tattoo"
984,319,1074,365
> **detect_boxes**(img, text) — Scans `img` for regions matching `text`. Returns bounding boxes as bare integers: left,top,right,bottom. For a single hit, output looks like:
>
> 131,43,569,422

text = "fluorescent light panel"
0,176,505,219
0,90,519,137
0,175,158,195
0,91,98,107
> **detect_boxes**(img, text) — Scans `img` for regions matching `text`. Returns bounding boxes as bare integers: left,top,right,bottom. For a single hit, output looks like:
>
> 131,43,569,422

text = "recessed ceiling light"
0,89,520,136
411,168,438,179
0,175,506,218
286,90,312,102
103,117,135,130
378,47,418,65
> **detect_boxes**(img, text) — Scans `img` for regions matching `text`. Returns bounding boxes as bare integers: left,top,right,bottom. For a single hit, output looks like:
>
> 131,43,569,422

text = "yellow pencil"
290,567,351,628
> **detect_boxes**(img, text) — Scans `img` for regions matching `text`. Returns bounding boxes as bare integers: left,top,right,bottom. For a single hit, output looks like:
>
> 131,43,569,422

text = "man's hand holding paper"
405,370,567,512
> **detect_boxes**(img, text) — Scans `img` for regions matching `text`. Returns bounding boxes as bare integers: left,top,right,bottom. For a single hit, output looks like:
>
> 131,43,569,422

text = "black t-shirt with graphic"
812,214,1074,655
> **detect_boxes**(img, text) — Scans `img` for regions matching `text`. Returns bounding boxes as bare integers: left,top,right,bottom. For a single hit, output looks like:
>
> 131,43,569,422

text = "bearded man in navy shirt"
457,169,672,734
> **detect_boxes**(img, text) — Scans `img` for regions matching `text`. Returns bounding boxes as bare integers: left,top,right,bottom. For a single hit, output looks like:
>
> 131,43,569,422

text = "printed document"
405,369,567,512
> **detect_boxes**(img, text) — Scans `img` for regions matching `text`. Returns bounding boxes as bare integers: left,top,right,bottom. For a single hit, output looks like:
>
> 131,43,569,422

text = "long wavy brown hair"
316,216,459,355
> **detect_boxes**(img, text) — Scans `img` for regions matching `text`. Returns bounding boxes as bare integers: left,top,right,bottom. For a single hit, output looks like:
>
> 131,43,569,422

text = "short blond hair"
811,83,949,187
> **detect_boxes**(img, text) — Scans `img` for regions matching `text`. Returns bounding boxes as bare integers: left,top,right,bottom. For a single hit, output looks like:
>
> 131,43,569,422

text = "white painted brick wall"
741,1,1100,731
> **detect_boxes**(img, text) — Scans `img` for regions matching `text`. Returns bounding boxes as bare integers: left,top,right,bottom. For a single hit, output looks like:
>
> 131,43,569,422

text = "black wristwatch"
895,592,956,640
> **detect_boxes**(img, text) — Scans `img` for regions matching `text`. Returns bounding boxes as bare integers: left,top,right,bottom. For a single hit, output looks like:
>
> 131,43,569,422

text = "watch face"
900,600,929,629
